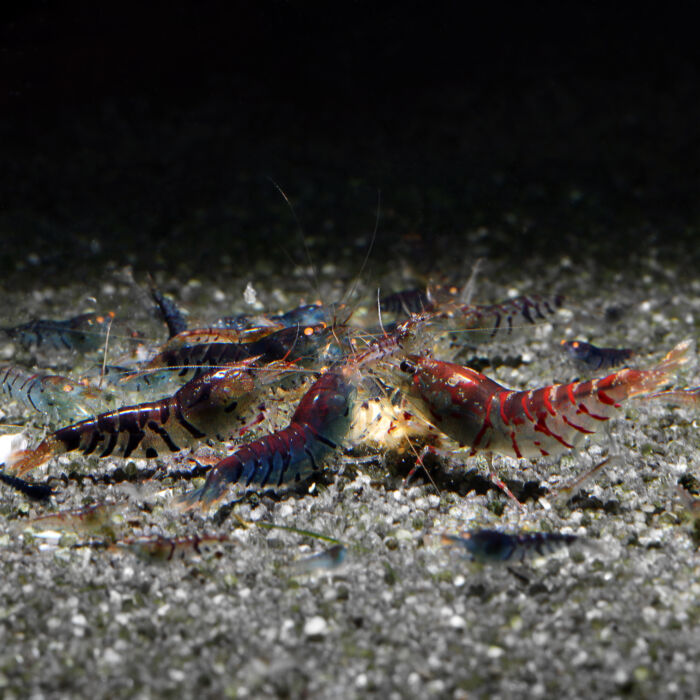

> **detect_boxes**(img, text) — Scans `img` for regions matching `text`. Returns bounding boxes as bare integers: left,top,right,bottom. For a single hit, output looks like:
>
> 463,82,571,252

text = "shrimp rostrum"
4,359,290,477
383,340,691,460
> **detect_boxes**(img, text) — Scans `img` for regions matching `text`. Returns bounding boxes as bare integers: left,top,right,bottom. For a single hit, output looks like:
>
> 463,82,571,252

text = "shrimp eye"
399,360,416,375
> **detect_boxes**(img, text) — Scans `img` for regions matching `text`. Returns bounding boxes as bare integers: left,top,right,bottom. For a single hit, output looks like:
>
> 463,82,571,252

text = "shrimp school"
0,270,696,565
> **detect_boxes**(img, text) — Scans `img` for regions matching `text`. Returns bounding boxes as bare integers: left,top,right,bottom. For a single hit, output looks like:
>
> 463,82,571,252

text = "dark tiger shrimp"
146,322,338,379
387,340,691,460
5,358,285,477
440,529,578,563
0,365,104,422
1,311,116,352
179,367,356,508
561,339,634,371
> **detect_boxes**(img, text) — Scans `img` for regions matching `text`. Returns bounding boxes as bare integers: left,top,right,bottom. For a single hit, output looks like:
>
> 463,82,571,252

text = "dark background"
1,1,698,289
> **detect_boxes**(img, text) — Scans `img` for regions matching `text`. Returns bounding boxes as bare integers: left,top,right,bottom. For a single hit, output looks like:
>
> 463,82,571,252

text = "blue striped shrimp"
290,543,348,574
0,365,104,422
440,529,578,563
149,282,188,338
1,311,115,352
561,339,634,371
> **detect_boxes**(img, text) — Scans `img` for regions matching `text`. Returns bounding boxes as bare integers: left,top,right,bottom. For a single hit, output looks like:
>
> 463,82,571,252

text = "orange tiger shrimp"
385,339,691,461
4,358,291,477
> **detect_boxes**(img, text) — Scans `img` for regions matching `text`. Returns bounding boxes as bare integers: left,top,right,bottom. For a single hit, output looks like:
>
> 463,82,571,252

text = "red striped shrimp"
4,358,288,477
179,367,356,508
386,340,691,461
0,365,104,422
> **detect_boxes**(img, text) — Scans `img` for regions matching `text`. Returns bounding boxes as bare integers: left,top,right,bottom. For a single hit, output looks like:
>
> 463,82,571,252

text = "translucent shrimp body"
0,365,103,422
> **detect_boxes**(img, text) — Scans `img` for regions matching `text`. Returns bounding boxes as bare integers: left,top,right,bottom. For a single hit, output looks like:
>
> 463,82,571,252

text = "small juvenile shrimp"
5,358,281,476
389,340,691,460
112,534,229,561
561,339,634,371
0,470,52,500
430,293,564,343
25,503,123,535
1,311,116,352
180,367,356,508
0,365,103,422
290,543,347,574
440,529,578,563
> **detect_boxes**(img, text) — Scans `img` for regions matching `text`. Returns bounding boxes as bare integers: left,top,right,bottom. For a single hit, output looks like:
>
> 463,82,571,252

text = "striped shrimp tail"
178,422,339,509
624,339,694,398
5,438,60,477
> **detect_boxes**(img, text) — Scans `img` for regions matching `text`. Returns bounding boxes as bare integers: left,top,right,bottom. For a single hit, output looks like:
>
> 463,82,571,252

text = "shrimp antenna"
377,287,386,336
98,314,114,391
342,189,381,307
267,177,322,302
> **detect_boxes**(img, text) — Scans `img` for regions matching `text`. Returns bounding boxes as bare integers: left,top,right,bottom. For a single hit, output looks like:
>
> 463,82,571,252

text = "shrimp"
0,365,104,422
5,358,284,476
0,470,52,500
388,340,691,460
112,534,229,561
146,322,336,378
1,311,116,352
290,543,347,574
380,288,432,315
180,367,356,508
440,529,578,563
561,339,634,371
25,503,123,535
430,293,564,343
